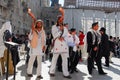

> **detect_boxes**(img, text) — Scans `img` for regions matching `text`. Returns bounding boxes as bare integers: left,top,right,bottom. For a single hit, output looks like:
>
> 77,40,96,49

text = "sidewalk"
1,57,120,80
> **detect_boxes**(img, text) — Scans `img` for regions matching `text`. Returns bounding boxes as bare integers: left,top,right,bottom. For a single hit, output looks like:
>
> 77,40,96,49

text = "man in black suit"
86,22,107,75
99,27,110,67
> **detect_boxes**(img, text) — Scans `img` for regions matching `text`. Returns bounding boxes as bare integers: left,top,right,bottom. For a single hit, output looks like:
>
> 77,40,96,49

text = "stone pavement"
0,57,120,80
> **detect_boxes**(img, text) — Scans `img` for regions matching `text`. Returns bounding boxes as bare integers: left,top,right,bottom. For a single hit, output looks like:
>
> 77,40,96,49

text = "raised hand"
59,7,64,17
27,8,36,31
27,8,36,21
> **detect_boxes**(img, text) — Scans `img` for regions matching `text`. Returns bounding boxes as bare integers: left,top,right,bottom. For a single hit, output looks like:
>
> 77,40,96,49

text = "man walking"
86,22,107,75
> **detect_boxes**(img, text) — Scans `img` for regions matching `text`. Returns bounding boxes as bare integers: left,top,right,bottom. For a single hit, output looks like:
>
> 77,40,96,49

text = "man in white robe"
49,15,71,79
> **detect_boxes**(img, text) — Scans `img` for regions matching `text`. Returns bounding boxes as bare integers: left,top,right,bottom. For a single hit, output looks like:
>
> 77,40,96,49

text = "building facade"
41,7,60,33
0,0,8,27
64,8,120,37
0,0,49,34
64,0,76,7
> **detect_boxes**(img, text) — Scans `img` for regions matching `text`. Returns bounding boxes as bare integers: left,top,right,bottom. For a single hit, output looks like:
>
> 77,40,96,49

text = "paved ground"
0,56,120,80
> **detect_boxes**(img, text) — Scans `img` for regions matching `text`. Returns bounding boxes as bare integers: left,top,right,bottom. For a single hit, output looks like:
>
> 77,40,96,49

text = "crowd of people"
0,7,120,79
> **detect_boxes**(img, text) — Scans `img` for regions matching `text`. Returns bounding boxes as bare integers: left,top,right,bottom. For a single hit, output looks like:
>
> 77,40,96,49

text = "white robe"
29,30,46,56
52,25,69,54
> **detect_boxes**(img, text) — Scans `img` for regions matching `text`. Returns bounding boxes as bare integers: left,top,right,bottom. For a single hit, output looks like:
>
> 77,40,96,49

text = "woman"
27,9,46,79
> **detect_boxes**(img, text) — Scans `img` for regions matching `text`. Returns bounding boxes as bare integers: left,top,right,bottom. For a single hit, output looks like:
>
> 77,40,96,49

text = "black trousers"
70,50,80,72
102,53,110,66
87,50,104,74
10,46,20,66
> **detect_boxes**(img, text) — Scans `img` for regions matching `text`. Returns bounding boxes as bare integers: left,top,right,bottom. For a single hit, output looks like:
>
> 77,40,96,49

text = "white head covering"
35,19,44,30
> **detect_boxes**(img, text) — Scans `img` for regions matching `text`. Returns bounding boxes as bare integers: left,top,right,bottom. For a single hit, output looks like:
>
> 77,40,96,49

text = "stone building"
0,0,49,34
40,7,60,33
0,0,8,27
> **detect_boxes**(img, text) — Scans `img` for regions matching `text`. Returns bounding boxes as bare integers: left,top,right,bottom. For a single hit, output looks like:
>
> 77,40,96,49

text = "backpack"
3,30,12,47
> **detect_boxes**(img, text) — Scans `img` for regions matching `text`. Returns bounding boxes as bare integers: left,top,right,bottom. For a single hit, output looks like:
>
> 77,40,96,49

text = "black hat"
100,27,106,32
70,28,76,32
92,22,98,28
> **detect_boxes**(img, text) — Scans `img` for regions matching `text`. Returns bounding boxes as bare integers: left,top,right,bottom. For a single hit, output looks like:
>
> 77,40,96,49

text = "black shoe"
70,70,74,74
27,74,33,77
110,61,113,63
92,66,96,69
74,69,78,73
58,69,62,72
104,65,109,67
89,72,92,75
48,72,55,77
63,75,72,79
99,72,107,75
37,75,43,79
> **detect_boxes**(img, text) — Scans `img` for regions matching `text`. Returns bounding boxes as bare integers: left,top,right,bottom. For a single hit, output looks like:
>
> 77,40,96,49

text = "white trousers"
27,55,42,76
50,53,69,76
78,45,86,59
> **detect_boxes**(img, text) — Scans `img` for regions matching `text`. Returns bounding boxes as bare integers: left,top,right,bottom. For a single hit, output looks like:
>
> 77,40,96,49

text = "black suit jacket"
87,31,98,53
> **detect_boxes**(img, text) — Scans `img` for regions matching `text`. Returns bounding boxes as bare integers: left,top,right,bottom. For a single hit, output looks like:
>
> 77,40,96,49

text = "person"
78,31,85,61
45,33,52,60
86,22,107,75
109,36,115,63
0,21,14,75
99,27,110,67
67,28,80,74
27,9,46,79
49,7,71,79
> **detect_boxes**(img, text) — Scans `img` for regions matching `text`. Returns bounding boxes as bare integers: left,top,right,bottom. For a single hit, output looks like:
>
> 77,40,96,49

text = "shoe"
74,69,78,73
27,74,33,77
110,61,113,63
63,75,72,79
104,65,109,67
58,69,62,72
99,72,107,75
37,75,43,79
70,70,74,74
89,72,92,75
92,66,96,69
48,72,55,77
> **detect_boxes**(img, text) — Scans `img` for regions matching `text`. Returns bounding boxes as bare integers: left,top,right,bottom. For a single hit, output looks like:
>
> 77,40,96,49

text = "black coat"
100,33,110,56
87,31,98,53
109,40,115,53
87,31,103,58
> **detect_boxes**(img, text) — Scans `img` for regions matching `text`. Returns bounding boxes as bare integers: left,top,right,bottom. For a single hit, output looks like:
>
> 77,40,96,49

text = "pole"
6,46,10,80
13,46,17,80
72,8,74,28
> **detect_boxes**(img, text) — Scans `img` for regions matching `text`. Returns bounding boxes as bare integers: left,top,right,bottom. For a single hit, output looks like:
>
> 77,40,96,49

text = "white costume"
50,25,69,76
27,30,46,76
0,21,12,58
